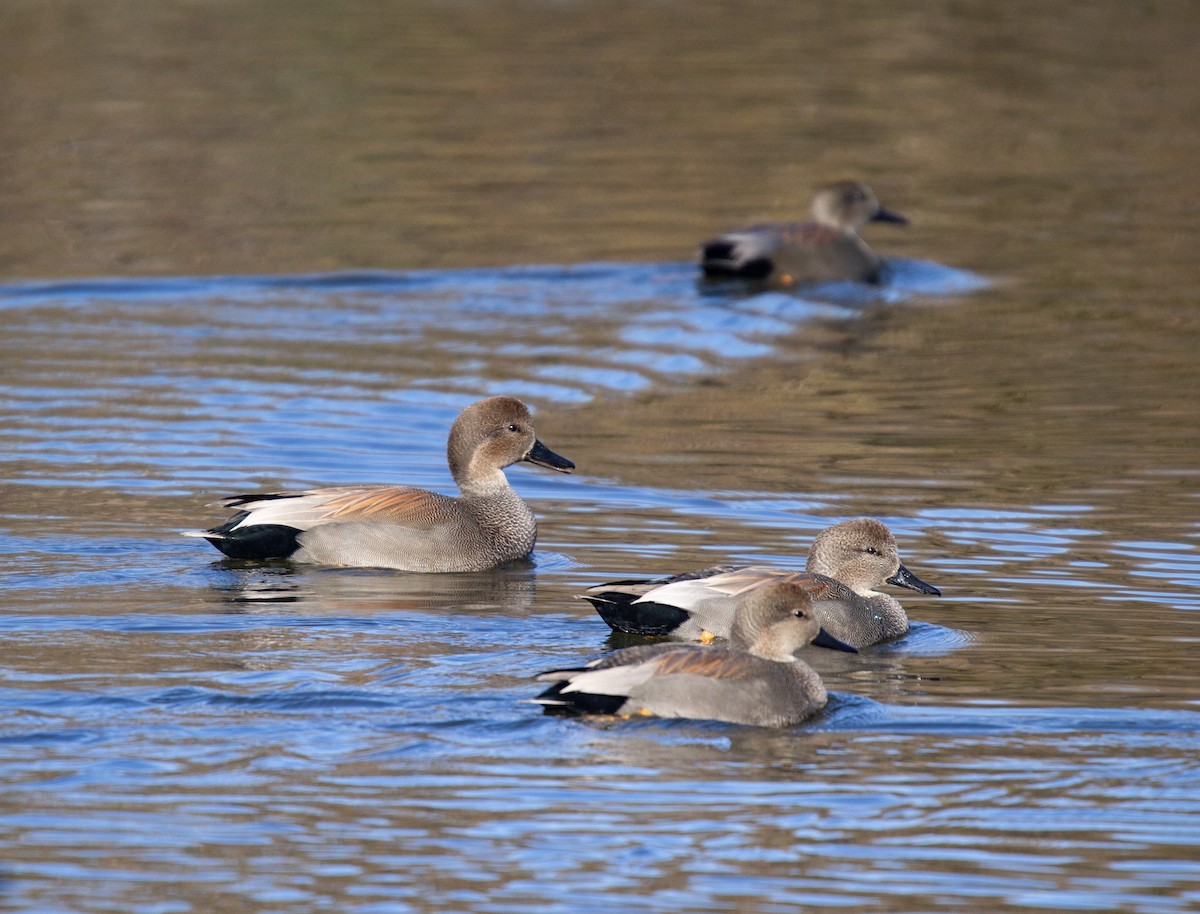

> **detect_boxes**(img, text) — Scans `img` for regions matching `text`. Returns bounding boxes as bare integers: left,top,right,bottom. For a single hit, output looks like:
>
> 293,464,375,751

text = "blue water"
3,261,1200,913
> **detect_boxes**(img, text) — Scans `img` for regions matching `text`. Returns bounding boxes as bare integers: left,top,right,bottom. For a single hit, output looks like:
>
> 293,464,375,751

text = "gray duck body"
700,180,908,286
583,518,940,649
187,396,574,572
535,582,855,727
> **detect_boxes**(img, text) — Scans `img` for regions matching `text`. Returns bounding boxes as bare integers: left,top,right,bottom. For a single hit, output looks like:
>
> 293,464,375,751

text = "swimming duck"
534,581,856,726
187,396,574,572
583,518,939,649
699,180,908,285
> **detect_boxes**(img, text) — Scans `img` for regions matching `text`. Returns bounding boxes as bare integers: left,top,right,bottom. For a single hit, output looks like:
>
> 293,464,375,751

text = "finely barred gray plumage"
583,518,940,649
185,396,574,572
534,581,856,727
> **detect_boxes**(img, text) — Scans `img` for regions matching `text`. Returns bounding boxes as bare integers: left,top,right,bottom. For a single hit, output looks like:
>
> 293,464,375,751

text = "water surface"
2,2,1200,912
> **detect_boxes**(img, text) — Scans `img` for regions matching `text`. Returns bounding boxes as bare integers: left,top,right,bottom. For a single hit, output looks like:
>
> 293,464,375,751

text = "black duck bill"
524,439,575,473
812,628,859,653
871,206,909,225
887,562,940,596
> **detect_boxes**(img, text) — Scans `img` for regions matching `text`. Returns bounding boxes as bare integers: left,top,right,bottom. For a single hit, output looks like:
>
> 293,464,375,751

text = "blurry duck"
700,180,908,285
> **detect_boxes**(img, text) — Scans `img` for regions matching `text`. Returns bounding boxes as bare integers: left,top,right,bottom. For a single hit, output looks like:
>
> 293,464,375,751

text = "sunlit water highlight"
2,257,1199,913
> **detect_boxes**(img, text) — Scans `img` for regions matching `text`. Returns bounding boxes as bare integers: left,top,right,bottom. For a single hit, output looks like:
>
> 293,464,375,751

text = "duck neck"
733,623,800,663
461,480,537,558
748,638,799,663
456,466,513,499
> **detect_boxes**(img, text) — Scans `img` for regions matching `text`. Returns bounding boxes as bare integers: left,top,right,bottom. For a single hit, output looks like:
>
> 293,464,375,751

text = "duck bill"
872,206,909,226
887,562,940,596
812,627,858,653
524,439,575,474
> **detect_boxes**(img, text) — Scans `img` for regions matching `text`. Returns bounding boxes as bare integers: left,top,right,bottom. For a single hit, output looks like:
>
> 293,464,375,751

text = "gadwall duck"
583,518,939,649
534,581,856,726
699,180,908,285
187,396,574,571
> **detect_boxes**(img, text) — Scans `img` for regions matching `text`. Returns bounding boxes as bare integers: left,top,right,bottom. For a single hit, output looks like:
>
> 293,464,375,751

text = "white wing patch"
558,659,664,697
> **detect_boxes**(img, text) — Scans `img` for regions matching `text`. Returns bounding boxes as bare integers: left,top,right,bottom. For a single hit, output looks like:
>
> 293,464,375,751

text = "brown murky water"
2,2,1199,912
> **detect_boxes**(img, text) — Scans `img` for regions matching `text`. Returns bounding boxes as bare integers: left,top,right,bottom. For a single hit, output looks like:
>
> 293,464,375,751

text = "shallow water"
3,1,1200,912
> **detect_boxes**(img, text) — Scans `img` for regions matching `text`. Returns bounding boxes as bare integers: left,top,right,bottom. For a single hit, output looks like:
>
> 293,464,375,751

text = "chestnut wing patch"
320,487,458,529
650,648,762,682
